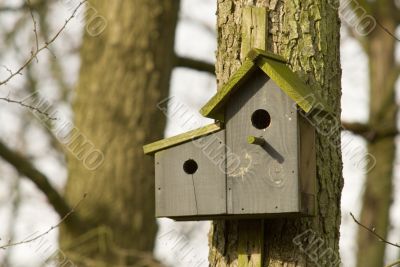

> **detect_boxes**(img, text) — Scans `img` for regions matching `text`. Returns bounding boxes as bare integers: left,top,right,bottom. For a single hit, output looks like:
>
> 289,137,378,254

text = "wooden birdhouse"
143,49,329,221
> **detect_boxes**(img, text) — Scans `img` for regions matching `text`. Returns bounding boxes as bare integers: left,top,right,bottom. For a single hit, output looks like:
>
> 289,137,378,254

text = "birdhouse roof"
143,123,222,155
200,49,331,120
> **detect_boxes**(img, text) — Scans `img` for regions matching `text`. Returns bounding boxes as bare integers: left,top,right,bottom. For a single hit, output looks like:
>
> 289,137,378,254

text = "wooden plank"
238,220,264,267
240,7,268,60
226,69,301,216
298,113,316,215
143,123,222,155
155,130,227,218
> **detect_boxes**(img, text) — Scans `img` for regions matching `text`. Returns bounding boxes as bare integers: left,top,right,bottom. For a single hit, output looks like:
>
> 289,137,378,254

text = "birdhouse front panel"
154,130,227,219
225,69,301,216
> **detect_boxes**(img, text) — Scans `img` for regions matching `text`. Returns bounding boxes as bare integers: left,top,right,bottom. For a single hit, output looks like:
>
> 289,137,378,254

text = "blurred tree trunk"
355,4,399,267
209,1,343,266
59,1,179,266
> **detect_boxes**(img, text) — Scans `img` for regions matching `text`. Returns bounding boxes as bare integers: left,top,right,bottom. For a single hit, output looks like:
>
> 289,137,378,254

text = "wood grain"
155,130,227,218
226,69,300,215
240,7,268,60
298,113,316,215
238,220,264,267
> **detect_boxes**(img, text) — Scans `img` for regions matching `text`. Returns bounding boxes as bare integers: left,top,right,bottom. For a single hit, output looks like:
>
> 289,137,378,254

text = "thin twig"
386,259,400,267
0,96,57,120
376,19,400,42
0,0,87,87
26,0,39,55
350,212,400,248
0,193,87,250
1,65,13,76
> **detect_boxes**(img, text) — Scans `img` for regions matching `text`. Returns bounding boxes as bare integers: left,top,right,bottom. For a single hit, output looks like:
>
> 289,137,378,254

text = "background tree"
0,0,182,265
209,1,343,266
342,2,400,266
58,1,180,266
0,1,216,266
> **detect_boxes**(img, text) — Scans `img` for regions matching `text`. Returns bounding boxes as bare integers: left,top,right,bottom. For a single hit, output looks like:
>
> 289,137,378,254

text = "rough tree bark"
209,1,343,266
355,4,399,266
59,1,179,266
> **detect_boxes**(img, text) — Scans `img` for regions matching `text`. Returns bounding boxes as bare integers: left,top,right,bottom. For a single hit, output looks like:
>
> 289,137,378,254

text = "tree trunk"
209,1,343,266
59,1,179,266
356,15,398,267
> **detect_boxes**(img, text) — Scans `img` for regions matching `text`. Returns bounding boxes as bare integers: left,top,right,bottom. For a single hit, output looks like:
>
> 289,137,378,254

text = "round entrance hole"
251,109,271,129
183,159,198,174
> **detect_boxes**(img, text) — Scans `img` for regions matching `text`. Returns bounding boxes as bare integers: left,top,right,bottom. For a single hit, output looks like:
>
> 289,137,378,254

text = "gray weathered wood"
226,69,300,215
155,130,227,218
298,113,316,215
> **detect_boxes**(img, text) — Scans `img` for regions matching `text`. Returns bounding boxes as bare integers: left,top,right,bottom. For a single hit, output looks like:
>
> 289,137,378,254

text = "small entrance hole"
251,109,271,129
183,159,198,174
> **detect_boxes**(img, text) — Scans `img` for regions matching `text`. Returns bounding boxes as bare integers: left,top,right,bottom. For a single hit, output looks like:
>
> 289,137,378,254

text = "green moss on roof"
200,49,331,120
143,123,223,155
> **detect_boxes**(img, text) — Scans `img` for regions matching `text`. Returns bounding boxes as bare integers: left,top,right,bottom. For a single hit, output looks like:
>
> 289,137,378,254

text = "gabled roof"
143,123,222,155
200,49,331,120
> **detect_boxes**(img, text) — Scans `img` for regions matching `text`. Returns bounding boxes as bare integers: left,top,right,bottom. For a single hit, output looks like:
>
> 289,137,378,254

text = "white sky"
0,0,399,266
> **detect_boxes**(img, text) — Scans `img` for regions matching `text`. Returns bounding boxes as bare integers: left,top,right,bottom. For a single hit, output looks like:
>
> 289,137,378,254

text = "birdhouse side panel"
225,70,301,216
155,130,227,219
298,113,316,215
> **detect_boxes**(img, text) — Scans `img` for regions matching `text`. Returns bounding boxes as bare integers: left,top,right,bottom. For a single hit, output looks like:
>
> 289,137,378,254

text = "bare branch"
0,1,87,87
0,194,86,250
376,19,400,42
175,55,215,74
0,141,78,227
350,212,400,248
341,121,398,141
342,121,372,137
26,0,39,54
0,95,57,120
385,259,400,267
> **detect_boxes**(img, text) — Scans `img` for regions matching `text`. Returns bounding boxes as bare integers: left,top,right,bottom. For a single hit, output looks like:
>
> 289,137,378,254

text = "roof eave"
199,49,333,121
143,123,223,155
199,59,258,120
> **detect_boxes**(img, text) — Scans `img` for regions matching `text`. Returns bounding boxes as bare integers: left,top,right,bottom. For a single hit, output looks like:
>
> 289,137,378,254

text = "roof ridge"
199,49,332,119
247,48,287,64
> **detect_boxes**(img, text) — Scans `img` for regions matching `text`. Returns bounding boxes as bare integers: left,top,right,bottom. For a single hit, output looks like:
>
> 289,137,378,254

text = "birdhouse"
143,49,329,221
